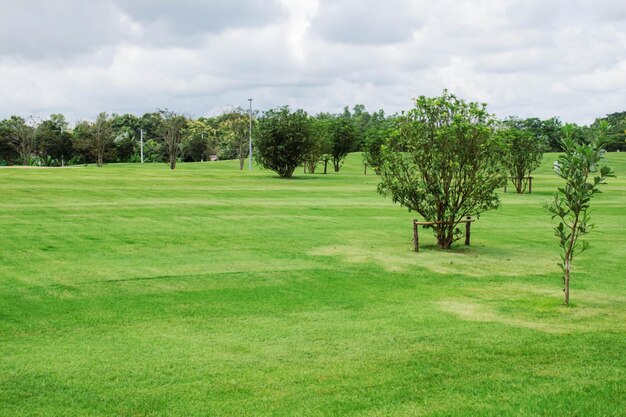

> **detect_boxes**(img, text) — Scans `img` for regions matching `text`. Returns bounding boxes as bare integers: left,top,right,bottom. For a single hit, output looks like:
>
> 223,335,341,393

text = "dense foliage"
160,110,187,170
378,91,507,249
499,122,547,193
328,114,358,172
254,106,314,178
0,100,623,166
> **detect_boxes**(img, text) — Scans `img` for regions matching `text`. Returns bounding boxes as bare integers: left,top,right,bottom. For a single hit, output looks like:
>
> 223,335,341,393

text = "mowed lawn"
1,153,625,417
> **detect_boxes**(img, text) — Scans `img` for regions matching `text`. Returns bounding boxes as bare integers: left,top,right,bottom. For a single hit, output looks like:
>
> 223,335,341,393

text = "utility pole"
248,98,253,171
140,129,144,164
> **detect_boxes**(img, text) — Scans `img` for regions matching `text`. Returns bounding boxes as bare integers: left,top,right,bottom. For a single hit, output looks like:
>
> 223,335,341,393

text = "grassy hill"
1,153,624,416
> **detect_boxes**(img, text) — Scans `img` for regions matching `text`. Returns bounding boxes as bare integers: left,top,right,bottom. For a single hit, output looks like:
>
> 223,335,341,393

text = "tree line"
1,105,624,167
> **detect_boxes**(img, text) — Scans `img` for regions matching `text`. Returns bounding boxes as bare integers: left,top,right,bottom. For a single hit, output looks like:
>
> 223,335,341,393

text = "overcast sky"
0,0,624,124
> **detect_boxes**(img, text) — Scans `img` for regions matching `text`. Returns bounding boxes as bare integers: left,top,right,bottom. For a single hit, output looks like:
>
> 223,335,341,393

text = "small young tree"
160,110,187,170
547,134,613,305
378,91,506,249
329,115,357,172
499,124,546,193
254,106,313,178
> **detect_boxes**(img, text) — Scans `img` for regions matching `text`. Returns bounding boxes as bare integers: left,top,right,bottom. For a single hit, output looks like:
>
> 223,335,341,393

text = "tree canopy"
254,106,313,178
378,91,506,249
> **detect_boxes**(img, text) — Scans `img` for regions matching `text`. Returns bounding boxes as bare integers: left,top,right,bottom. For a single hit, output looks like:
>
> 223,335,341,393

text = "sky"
0,0,624,125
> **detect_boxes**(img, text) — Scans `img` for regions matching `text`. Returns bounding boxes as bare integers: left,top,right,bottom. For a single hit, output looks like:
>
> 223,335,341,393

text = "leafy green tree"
160,110,187,170
547,131,613,305
110,114,141,162
36,119,73,166
70,114,114,166
183,118,216,162
5,116,37,165
329,114,358,172
378,91,506,249
306,114,332,174
505,116,563,151
70,121,92,163
219,108,254,170
0,119,19,164
499,123,546,193
254,106,313,178
592,112,626,151
363,110,393,174
350,104,371,151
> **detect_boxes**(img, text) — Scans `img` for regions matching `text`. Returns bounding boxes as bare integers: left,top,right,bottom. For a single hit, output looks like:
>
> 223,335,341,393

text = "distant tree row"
1,106,624,167
0,109,256,168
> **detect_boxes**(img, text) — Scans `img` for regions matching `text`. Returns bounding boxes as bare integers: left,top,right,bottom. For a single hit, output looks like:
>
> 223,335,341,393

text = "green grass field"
1,153,625,416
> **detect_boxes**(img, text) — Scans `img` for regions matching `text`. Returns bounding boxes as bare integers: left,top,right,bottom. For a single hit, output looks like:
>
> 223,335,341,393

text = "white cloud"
0,0,624,124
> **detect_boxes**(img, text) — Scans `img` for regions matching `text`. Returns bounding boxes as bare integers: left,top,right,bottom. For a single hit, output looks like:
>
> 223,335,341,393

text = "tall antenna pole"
140,129,144,164
248,98,253,171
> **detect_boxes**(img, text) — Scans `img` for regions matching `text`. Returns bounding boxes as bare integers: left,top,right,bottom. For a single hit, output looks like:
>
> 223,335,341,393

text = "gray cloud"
310,0,421,44
114,0,284,36
0,0,624,125
0,1,132,59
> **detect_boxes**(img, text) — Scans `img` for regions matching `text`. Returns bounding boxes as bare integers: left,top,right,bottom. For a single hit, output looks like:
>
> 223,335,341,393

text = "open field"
1,153,625,416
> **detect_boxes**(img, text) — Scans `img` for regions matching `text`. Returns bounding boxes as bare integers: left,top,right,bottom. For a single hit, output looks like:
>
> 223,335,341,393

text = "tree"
499,123,546,193
111,114,141,162
378,91,506,249
0,119,19,164
183,118,216,162
505,116,563,151
363,110,393,174
592,111,626,151
6,116,37,165
350,104,371,151
36,116,73,166
547,131,613,305
329,114,358,172
160,110,187,170
219,108,253,170
92,113,115,167
254,106,313,178
305,114,332,174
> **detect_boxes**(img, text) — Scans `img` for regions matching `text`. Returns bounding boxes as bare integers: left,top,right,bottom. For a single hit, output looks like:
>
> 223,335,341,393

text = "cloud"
310,0,421,45
0,1,134,59
0,0,624,125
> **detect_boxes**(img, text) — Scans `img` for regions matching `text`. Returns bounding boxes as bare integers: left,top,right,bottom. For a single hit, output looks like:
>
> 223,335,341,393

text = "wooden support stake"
465,217,471,246
413,219,419,252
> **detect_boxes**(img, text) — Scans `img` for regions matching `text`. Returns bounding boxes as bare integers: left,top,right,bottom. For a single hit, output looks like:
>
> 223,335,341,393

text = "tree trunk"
333,158,340,172
170,155,177,170
515,177,523,193
97,152,103,167
239,156,244,170
435,224,454,250
280,166,295,178
564,255,571,305
563,261,570,306
323,160,328,174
